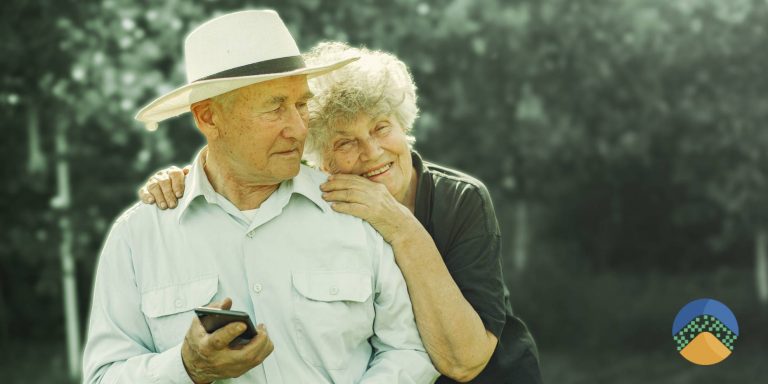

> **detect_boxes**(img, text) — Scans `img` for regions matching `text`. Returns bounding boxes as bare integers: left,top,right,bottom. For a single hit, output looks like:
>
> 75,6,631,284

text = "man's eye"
375,125,390,133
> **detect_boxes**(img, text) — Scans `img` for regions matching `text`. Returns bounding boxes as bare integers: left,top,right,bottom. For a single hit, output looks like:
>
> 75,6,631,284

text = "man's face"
323,114,414,203
212,75,312,184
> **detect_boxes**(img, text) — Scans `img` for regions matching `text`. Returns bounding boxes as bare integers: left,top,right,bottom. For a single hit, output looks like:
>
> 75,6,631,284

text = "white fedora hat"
135,10,357,129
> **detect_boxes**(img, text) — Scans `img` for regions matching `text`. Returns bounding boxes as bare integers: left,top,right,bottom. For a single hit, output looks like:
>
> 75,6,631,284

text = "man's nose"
282,105,308,140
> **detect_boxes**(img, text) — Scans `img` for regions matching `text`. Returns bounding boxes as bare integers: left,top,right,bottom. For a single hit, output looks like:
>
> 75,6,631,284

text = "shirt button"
253,283,263,293
247,231,255,238
174,298,184,308
329,286,339,295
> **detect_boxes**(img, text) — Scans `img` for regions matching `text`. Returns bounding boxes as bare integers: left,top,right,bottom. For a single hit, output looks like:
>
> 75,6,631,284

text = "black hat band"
194,55,306,82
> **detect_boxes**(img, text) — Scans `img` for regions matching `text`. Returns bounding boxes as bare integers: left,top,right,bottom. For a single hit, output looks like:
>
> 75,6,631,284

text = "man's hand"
181,298,274,384
138,165,190,209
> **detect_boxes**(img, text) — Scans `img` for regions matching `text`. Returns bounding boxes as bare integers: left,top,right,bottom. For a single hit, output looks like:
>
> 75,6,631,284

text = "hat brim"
135,56,358,127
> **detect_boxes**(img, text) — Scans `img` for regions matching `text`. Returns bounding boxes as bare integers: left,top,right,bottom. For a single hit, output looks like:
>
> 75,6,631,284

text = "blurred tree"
1,0,90,352
3,0,767,352
757,230,768,306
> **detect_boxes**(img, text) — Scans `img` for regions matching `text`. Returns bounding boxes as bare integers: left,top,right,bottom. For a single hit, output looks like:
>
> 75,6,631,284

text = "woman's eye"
375,125,390,133
335,140,354,150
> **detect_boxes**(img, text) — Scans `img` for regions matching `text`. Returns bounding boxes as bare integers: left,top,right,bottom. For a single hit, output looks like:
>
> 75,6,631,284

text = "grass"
507,265,768,383
0,340,73,383
542,345,768,384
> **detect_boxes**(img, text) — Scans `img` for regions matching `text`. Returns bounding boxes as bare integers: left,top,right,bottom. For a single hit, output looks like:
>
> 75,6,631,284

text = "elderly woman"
140,42,541,383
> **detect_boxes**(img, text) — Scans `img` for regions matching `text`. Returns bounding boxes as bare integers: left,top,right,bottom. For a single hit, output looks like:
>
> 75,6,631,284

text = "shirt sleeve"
357,224,439,384
445,234,506,338
441,186,507,338
82,222,194,384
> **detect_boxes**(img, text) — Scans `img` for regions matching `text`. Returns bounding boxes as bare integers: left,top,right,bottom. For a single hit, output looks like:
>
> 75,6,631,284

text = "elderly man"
82,10,437,384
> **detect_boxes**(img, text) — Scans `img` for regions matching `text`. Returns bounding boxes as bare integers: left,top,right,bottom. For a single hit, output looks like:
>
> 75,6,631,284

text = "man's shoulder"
294,165,386,241
298,164,329,185
114,201,147,224
110,200,173,235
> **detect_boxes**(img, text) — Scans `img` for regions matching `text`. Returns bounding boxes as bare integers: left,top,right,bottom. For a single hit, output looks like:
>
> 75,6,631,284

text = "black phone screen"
194,308,257,347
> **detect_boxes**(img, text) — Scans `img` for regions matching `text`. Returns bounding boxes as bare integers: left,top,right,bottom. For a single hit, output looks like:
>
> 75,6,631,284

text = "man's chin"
276,162,302,180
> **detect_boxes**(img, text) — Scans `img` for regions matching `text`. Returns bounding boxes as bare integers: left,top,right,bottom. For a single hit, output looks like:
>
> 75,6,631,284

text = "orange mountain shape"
680,332,732,365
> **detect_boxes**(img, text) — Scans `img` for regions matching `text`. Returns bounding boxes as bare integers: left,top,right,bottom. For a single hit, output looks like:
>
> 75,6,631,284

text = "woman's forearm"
390,217,498,381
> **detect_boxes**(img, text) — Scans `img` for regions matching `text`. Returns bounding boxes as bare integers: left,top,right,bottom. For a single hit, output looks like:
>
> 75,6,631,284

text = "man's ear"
191,99,219,140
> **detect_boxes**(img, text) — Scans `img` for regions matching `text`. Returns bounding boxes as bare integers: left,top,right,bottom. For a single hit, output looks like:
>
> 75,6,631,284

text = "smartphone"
194,307,258,347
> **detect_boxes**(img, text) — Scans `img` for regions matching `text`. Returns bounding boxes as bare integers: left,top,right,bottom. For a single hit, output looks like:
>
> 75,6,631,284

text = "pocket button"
329,286,339,295
174,298,185,308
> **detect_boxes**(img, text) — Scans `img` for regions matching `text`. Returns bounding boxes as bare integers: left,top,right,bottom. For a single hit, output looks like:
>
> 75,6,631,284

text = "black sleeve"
440,185,506,338
445,233,506,338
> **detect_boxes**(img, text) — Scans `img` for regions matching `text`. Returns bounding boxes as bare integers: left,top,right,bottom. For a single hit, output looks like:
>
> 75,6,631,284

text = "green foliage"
1,0,766,343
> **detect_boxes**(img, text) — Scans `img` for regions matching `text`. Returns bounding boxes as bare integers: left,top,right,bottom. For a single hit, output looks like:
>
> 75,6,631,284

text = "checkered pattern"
674,315,737,351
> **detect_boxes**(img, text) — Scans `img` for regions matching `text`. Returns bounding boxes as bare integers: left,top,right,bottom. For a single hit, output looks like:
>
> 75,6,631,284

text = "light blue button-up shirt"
82,151,438,384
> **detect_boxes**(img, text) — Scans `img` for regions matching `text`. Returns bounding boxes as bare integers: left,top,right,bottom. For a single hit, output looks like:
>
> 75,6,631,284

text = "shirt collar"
176,149,329,224
175,148,218,224
411,150,433,229
291,164,331,214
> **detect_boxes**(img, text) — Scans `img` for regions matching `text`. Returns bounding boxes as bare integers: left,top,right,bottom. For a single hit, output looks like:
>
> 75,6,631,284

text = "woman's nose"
359,136,384,161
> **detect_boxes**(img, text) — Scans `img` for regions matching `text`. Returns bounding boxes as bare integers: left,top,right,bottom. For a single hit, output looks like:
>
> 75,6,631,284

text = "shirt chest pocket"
141,275,218,351
291,271,375,369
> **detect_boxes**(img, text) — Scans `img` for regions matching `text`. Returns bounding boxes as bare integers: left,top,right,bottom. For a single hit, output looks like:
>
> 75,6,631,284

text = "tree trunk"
512,198,529,273
53,119,81,382
27,105,46,176
756,227,768,307
0,268,8,347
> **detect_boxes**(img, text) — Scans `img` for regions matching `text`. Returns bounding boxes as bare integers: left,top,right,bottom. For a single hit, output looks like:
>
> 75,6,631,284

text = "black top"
412,152,542,384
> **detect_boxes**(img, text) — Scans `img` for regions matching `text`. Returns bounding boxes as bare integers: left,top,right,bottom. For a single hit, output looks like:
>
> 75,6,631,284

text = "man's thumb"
206,297,233,310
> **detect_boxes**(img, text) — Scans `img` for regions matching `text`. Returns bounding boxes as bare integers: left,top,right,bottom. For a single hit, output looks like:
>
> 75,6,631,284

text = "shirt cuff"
148,344,196,384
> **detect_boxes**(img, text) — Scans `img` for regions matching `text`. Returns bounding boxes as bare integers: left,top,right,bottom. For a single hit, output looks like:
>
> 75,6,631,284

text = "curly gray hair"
303,42,418,165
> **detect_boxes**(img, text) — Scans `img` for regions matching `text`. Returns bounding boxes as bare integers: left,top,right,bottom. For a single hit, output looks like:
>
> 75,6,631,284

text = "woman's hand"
320,174,416,243
138,165,190,209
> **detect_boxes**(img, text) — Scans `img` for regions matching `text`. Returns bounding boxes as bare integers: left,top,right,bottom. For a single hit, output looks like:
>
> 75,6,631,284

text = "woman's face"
322,114,414,203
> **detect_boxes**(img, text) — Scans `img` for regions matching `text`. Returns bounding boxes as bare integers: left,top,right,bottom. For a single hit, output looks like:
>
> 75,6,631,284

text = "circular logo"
672,298,738,365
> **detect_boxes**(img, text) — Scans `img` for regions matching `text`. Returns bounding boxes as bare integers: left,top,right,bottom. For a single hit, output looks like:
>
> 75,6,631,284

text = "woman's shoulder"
420,159,500,237
422,159,492,203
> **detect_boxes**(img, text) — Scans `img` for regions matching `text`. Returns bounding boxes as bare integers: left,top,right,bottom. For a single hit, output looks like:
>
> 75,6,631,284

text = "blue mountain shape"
672,298,739,335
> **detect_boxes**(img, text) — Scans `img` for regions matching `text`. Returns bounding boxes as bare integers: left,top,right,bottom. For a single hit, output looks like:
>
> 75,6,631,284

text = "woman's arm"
321,174,497,382
389,217,498,382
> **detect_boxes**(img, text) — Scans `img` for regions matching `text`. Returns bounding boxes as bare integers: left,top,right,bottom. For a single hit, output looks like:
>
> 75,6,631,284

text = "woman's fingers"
328,173,367,182
146,177,169,209
139,165,190,209
321,175,377,193
138,185,155,204
157,173,178,208
168,166,187,198
322,189,370,205
329,202,368,218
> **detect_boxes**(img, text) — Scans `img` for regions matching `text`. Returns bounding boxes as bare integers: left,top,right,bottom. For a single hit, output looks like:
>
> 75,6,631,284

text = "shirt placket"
242,206,288,384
